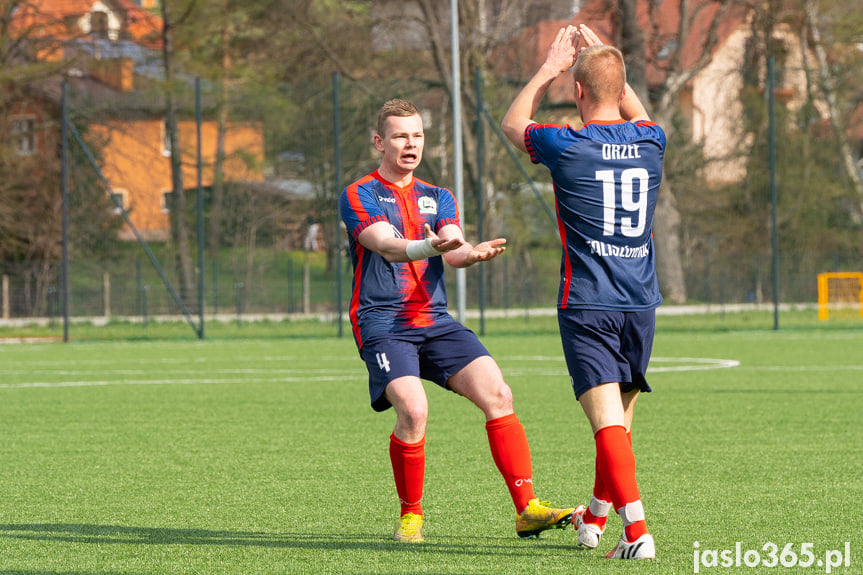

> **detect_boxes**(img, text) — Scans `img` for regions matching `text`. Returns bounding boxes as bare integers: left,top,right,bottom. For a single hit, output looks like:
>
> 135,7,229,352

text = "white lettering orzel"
602,143,641,160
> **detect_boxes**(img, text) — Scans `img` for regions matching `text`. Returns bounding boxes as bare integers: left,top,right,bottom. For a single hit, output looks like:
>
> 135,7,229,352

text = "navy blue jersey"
340,170,461,348
526,120,665,311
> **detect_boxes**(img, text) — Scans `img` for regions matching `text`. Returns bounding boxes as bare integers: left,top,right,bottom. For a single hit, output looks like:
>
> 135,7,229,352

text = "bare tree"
204,0,231,255
161,0,195,305
0,2,86,315
613,0,739,303
407,0,698,302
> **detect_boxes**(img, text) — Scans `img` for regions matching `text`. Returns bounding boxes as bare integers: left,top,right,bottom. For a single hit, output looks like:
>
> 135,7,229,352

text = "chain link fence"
1,76,861,336
1,249,861,329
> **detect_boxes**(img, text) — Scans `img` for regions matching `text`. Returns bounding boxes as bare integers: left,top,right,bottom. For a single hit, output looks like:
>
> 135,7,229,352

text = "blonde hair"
376,99,420,137
573,45,626,104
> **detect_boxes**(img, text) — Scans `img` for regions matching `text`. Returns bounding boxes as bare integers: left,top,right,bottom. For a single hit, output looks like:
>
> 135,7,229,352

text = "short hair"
573,45,626,104
376,99,420,137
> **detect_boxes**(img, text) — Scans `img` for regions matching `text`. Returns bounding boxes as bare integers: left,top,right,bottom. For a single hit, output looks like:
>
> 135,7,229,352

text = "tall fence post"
234,282,244,327
195,77,205,339
769,55,780,330
287,257,295,314
136,259,143,316
103,271,111,318
212,260,219,317
48,286,57,328
61,81,70,342
333,72,344,337
476,66,486,335
303,256,310,315
1,274,8,319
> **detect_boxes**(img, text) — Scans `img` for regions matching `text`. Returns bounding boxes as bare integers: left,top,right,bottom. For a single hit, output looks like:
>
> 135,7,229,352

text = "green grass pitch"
0,317,860,574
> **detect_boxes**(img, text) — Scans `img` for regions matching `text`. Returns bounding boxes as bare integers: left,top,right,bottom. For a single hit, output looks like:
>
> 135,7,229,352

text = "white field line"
649,357,740,372
0,356,742,390
0,368,358,377
740,365,863,371
507,356,740,373
0,374,364,389
12,356,863,390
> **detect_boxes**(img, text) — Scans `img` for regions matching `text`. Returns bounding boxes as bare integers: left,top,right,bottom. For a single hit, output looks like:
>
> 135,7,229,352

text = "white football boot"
571,505,605,549
605,533,655,560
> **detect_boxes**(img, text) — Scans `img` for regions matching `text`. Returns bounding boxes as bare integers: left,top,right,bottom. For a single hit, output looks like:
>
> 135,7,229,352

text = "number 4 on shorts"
376,352,391,373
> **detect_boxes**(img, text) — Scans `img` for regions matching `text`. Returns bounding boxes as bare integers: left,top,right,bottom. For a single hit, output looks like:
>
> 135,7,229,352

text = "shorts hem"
573,380,652,400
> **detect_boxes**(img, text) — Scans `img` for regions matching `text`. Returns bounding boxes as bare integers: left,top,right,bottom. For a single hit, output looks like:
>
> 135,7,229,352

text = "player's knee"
489,381,514,412
397,403,429,433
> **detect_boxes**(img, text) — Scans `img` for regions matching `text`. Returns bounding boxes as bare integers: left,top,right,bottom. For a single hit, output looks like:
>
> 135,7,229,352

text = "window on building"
109,189,127,215
161,120,172,157
91,11,109,39
11,117,35,156
161,190,174,213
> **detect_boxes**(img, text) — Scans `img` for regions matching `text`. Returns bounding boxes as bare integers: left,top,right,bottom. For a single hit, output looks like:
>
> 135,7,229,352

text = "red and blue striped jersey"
526,120,665,311
340,170,461,348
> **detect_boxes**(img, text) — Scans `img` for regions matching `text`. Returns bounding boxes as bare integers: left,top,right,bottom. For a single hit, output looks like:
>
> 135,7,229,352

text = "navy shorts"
558,308,655,399
359,322,491,412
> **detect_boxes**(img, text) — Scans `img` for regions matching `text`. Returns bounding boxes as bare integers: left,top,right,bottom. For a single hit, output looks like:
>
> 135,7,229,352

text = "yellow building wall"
90,120,264,240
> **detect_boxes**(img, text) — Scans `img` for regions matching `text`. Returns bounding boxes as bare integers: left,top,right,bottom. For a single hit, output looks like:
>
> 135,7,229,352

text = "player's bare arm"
437,224,507,269
357,221,463,263
501,25,578,151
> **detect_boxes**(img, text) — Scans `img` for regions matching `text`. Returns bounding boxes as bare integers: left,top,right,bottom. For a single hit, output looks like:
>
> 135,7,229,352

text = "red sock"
583,455,610,528
584,430,630,528
390,433,425,516
595,425,647,541
486,413,535,513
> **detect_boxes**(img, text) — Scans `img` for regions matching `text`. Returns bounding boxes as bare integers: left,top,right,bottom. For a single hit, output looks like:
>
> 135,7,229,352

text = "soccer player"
501,24,664,560
340,98,574,543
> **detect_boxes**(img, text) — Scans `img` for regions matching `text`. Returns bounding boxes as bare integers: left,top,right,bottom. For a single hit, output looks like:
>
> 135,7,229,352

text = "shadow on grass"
0,523,578,556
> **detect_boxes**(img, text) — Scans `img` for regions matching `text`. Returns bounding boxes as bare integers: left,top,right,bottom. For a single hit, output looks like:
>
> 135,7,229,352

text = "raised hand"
574,24,605,58
542,25,578,76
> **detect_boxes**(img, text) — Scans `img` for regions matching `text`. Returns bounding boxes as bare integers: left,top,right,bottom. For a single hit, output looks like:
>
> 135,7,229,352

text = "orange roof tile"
11,0,162,49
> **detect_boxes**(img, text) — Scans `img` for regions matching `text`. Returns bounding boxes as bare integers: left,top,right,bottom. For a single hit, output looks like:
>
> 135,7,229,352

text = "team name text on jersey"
602,143,641,160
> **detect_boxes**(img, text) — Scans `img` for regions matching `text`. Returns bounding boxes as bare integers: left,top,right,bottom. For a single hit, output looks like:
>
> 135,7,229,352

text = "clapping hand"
542,25,578,76
574,24,605,58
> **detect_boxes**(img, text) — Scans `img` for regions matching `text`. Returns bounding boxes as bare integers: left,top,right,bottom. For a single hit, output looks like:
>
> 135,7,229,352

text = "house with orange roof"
7,0,265,241
11,0,162,58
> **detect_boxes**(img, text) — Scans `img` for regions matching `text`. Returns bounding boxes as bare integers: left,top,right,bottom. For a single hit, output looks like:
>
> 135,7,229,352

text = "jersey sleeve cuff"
524,124,539,164
437,217,460,230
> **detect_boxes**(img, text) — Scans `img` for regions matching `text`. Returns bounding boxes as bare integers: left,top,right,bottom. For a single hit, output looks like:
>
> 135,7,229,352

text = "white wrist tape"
405,238,439,260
